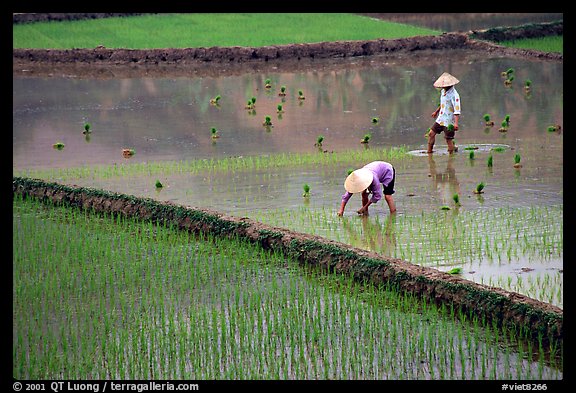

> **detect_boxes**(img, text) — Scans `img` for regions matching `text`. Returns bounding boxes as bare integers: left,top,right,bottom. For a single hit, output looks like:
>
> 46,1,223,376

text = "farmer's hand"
357,207,368,215
453,124,459,131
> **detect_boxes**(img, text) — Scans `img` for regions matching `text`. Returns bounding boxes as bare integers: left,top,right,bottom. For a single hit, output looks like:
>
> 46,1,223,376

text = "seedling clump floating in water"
122,148,135,157
263,116,273,127
452,193,460,205
278,85,287,96
483,114,494,127
298,90,305,100
372,117,379,124
210,95,221,105
302,183,311,197
265,79,272,89
277,104,284,113
53,142,65,150
211,127,220,139
474,182,485,194
155,180,163,188
513,153,522,168
83,123,91,134
315,135,324,147
487,154,493,168
361,133,371,144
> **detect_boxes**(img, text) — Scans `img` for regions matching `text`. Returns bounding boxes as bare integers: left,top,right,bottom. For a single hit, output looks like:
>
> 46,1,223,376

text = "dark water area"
362,13,563,32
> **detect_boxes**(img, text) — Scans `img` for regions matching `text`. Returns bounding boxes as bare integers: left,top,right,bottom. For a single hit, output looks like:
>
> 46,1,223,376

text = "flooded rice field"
13,49,563,309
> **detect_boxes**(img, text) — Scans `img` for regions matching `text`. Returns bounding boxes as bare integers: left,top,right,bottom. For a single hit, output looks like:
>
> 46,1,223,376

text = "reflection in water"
427,154,460,206
342,214,397,255
13,53,563,171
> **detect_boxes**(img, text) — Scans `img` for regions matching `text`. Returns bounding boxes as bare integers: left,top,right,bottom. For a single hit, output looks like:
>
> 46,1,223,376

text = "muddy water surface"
13,50,563,306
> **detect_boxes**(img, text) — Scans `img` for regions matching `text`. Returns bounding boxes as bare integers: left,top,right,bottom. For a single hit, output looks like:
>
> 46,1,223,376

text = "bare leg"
446,138,455,154
427,131,437,153
385,194,397,214
361,190,370,215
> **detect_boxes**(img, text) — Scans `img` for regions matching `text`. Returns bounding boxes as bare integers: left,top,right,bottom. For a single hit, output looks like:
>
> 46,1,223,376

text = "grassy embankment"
12,13,440,49
499,35,563,54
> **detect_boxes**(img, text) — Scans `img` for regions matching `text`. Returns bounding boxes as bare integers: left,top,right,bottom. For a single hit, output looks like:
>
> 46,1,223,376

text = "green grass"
500,35,563,54
13,13,440,49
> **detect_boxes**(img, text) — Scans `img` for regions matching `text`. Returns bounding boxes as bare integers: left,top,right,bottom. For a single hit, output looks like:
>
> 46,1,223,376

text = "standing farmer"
337,161,396,216
427,72,461,154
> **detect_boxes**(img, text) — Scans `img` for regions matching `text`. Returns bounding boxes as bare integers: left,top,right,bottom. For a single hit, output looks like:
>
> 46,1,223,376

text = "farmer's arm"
338,191,353,216
358,184,380,215
453,114,460,130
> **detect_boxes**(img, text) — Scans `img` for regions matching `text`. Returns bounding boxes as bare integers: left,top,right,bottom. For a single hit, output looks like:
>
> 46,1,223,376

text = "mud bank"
13,176,563,346
13,31,562,79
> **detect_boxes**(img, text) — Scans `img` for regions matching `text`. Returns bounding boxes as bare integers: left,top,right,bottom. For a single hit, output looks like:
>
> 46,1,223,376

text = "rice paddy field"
12,194,563,380
13,13,563,381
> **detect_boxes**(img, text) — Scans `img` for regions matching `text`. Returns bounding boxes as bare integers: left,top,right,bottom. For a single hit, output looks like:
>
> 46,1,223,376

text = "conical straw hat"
344,168,373,193
433,72,460,88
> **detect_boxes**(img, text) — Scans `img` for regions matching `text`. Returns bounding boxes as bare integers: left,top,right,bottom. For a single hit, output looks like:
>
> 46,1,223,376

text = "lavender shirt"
342,161,394,204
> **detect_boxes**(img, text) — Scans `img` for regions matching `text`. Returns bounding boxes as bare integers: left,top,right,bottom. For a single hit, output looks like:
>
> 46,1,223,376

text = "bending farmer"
427,72,461,154
337,161,396,216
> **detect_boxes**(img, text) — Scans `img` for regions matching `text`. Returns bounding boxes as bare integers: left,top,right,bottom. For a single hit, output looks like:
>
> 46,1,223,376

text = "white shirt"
436,87,461,127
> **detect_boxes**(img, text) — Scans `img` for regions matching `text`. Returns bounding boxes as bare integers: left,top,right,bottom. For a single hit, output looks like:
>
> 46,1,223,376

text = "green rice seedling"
514,153,522,168
371,117,379,124
524,79,532,90
155,180,163,188
547,124,561,132
424,127,432,138
474,182,485,194
302,184,310,197
210,127,220,139
504,75,514,86
209,95,221,105
360,133,371,144
469,150,475,160
277,104,284,113
265,78,272,88
504,115,511,125
315,135,324,147
263,116,273,127
245,99,254,110
491,146,506,153
279,85,287,96
298,90,305,100
498,120,508,133
447,124,455,132
440,205,451,210
447,267,462,274
452,193,460,205
487,154,493,168
52,142,65,150
483,114,494,126
83,123,91,134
